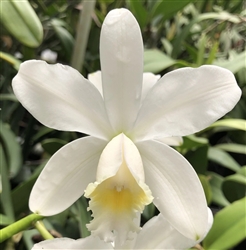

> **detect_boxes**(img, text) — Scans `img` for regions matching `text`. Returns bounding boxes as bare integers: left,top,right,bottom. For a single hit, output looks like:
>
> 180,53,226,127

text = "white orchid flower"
12,8,241,244
32,209,213,250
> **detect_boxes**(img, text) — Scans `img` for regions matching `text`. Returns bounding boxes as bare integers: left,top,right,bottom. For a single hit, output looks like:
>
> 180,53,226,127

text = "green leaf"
144,49,176,73
0,51,21,70
215,143,246,154
207,119,246,131
186,145,208,175
48,209,70,229
0,122,22,178
127,0,148,29
203,197,246,250
213,51,246,74
31,127,54,143
222,174,246,203
207,171,230,207
0,0,43,47
199,175,212,205
179,135,208,152
22,229,39,250
196,34,207,66
143,202,156,220
98,0,114,3
75,197,91,238
41,138,67,155
0,145,15,222
208,147,241,172
161,38,173,56
11,162,46,215
51,19,74,60
205,41,219,64
172,12,241,58
0,214,13,226
0,94,18,102
151,0,194,20
238,166,246,177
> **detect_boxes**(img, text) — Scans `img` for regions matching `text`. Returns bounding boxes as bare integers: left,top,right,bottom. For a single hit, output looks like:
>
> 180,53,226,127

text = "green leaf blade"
208,147,241,172
0,51,21,70
203,197,246,250
0,123,22,179
151,0,195,20
222,174,246,203
144,49,176,73
207,171,230,207
0,0,43,47
208,119,246,131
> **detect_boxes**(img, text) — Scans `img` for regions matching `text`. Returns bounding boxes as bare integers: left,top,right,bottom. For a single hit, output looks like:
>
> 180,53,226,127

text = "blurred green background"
0,0,245,249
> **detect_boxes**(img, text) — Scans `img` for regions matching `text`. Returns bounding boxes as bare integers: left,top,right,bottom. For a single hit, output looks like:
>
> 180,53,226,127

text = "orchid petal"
32,237,113,249
88,133,146,183
100,9,143,133
87,71,160,102
136,139,208,240
203,207,214,239
155,136,183,146
115,213,140,249
133,65,241,140
29,136,107,216
134,210,213,250
12,60,112,140
88,71,103,97
141,72,160,103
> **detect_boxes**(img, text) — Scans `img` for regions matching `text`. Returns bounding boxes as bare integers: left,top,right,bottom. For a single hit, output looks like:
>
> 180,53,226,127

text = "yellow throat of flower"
84,133,153,244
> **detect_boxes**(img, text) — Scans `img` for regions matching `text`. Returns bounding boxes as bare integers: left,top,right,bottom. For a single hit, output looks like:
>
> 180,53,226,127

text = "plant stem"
0,214,44,243
71,0,96,72
34,221,54,240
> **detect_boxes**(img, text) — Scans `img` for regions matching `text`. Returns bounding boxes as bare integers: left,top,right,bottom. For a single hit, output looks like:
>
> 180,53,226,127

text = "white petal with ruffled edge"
136,139,208,241
132,65,242,141
84,133,152,244
32,237,113,250
100,9,143,133
29,136,107,216
12,60,112,140
133,209,213,249
31,209,213,249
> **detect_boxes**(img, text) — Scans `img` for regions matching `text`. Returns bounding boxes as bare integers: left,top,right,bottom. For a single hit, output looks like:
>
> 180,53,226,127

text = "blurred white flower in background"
40,49,57,63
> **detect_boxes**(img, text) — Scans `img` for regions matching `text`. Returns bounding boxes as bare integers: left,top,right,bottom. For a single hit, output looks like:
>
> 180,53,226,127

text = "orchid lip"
84,133,153,244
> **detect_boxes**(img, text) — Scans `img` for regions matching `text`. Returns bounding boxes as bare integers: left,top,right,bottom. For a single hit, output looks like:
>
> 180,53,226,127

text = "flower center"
84,133,153,245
